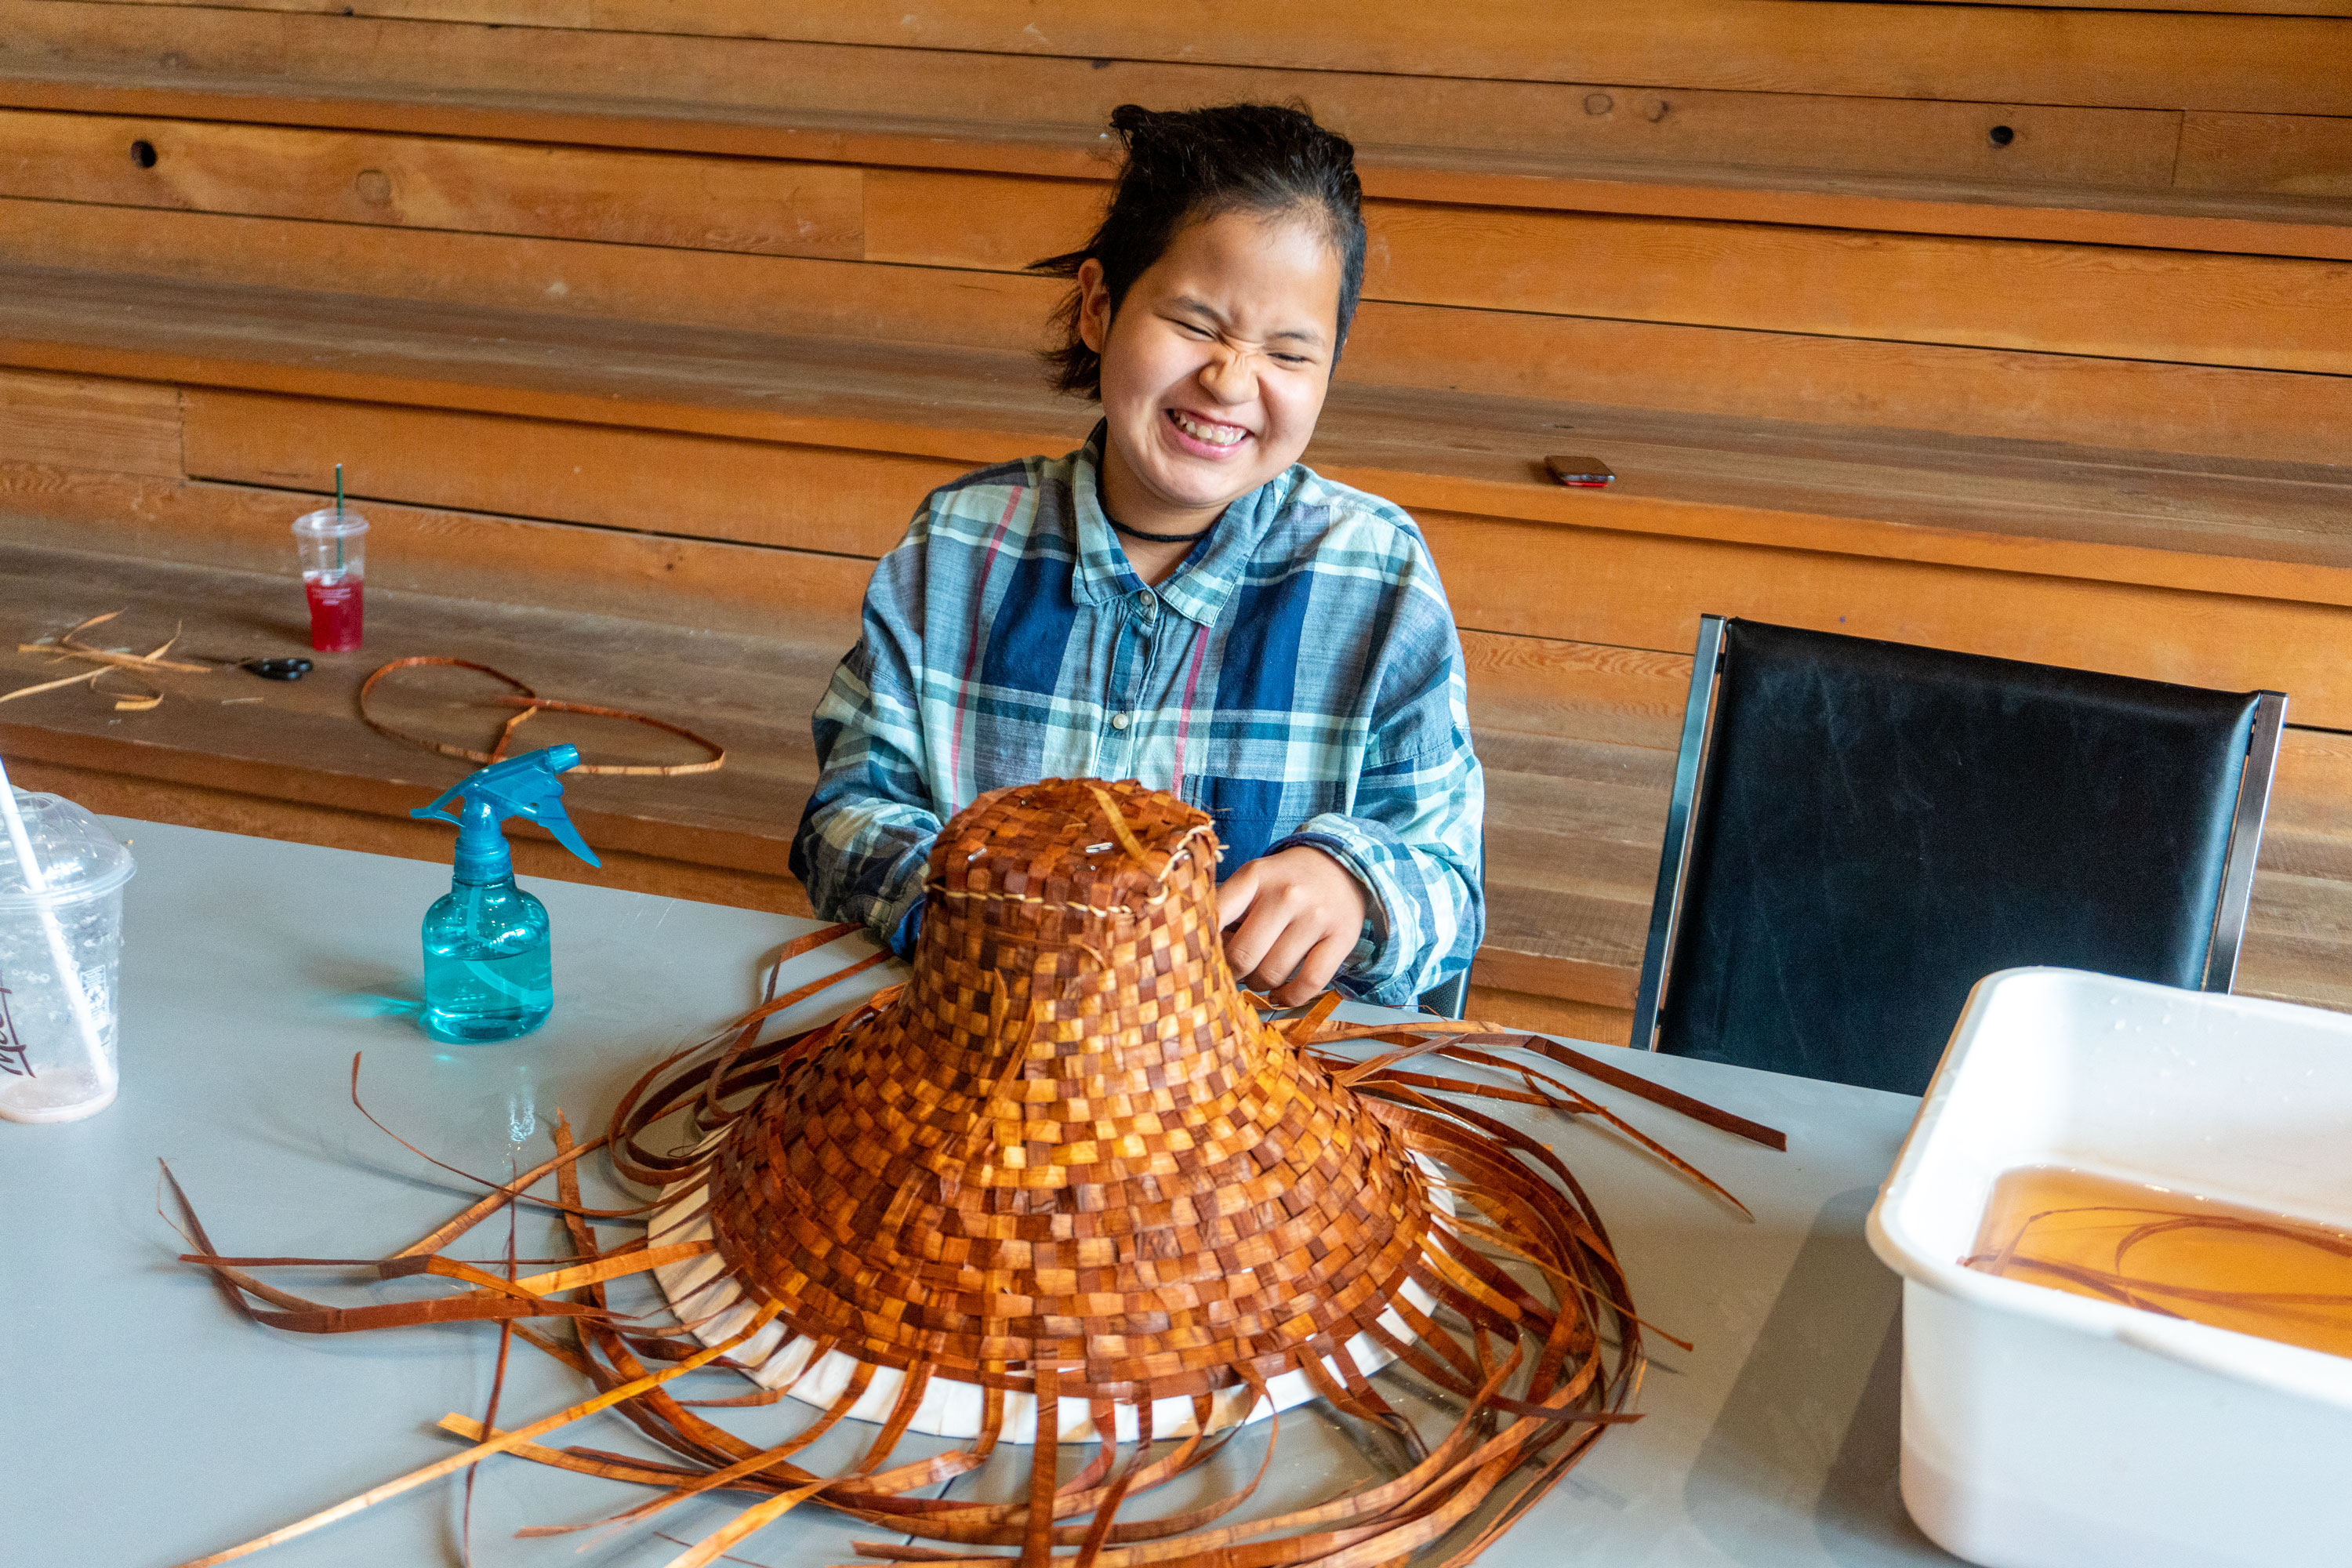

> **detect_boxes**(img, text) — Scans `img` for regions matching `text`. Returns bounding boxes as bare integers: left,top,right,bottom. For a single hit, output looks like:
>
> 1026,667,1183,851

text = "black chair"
1631,617,2285,1095
1418,966,1471,1022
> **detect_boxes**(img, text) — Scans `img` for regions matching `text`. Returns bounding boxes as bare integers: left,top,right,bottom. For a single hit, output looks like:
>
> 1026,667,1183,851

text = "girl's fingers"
1218,846,1367,994
1221,895,1291,982
1269,931,1354,1008
1248,916,1324,996
1216,861,1264,931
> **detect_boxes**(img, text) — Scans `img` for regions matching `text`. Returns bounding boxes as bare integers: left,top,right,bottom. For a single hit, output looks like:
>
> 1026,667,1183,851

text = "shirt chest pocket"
1191,775,1348,878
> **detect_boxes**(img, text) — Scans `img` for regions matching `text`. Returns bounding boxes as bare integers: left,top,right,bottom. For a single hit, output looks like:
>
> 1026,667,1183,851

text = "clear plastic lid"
0,789,136,907
292,506,369,539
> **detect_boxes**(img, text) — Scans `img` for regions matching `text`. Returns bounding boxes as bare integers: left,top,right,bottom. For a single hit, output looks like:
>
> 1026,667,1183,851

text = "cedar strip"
168,1303,783,1567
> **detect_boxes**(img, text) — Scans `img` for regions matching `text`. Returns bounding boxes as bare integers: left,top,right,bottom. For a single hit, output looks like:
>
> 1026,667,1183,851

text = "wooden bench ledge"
9,541,2350,1029
10,265,2352,610
0,539,1663,1016
0,541,833,877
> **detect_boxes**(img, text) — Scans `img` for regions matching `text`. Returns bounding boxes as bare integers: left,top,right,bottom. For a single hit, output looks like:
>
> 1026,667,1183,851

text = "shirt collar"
1068,423,1298,629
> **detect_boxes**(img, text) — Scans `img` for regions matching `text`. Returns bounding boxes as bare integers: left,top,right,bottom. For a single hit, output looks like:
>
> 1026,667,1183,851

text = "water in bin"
0,786,135,1123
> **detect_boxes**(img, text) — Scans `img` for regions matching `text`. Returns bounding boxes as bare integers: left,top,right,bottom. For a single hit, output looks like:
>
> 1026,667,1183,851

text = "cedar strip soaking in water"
1966,1165,2352,1362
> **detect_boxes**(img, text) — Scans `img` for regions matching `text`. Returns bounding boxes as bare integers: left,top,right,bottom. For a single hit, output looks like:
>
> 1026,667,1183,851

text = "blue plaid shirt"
789,427,1484,1004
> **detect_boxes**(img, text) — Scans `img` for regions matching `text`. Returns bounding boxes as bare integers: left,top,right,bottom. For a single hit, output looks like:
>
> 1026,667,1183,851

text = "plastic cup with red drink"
292,506,368,652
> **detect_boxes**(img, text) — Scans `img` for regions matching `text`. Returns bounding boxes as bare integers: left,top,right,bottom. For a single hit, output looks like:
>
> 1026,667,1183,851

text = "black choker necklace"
1109,517,1217,545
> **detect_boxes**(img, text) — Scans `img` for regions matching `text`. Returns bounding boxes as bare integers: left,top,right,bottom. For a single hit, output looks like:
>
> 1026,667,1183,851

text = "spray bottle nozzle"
412,744,601,881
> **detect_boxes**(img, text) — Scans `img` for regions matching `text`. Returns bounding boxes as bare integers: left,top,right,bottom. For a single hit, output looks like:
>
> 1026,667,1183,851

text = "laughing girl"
792,103,1483,1007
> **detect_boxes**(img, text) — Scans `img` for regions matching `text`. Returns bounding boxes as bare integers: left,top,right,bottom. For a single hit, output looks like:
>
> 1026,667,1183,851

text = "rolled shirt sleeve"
1269,557,1485,1004
789,522,945,957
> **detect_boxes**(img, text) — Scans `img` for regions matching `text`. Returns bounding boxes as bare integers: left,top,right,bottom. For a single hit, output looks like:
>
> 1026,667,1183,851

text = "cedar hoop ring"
359,655,725,776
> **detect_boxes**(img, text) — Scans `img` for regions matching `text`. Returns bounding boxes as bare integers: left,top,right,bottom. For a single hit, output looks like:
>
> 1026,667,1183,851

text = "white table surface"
0,821,1959,1567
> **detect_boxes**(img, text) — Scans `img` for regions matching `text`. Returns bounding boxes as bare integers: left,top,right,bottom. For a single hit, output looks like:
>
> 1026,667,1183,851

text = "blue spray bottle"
410,744,600,1043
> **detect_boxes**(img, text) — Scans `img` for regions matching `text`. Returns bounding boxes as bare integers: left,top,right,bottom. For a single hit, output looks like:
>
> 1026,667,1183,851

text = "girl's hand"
1217,846,1369,1007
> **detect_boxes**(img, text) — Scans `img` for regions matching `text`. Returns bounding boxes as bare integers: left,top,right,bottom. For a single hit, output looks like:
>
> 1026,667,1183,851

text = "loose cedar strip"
168,1303,786,1568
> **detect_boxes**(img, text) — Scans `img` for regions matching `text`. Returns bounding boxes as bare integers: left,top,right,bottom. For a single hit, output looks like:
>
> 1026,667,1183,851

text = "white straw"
0,755,114,1094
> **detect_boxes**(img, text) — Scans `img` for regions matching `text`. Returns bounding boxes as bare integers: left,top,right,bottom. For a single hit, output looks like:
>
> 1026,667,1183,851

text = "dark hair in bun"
1030,102,1367,400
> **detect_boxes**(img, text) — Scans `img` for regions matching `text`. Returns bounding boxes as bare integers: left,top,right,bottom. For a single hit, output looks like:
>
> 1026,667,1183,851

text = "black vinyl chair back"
1632,618,2285,1095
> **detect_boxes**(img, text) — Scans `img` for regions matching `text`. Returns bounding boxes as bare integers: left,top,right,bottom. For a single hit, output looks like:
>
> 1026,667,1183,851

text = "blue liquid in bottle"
422,874,554,1043
409,743,596,1043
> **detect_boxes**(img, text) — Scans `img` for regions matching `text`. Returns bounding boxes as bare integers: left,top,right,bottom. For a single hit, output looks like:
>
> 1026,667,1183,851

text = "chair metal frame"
1628,614,2288,1052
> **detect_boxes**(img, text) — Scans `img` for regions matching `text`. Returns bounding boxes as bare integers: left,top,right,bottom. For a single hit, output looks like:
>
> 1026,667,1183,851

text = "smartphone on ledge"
1546,455,1614,488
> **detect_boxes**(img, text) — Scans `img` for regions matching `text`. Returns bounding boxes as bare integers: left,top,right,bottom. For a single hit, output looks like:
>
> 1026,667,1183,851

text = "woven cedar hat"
697,777,1437,1410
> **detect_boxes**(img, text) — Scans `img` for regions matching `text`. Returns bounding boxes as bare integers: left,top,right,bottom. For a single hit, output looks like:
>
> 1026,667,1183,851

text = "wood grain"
10,1,2349,209
1,1,2230,194
1465,989,1635,1047
8,539,2350,1018
0,267,1090,466
858,168,2352,373
13,89,2339,267
180,389,960,559
0,461,871,643
0,365,180,477
13,233,2351,479
110,150,2343,387
2270,725,2352,837
1472,948,1640,1011
1421,510,2352,728
1357,158,2352,263
0,197,1063,350
0,536,844,864
1344,301,2352,470
12,0,2351,1025
305,0,2352,116
14,278,2352,619
106,0,597,21
0,108,866,257
0,0,299,77
1890,0,2352,13
2177,112,2352,197
863,165,1101,272
1359,200,2352,376
1461,630,1689,752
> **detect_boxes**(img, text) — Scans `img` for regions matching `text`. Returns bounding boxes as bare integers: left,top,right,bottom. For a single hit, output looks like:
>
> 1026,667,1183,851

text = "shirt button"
1136,593,1157,620
1110,713,1131,731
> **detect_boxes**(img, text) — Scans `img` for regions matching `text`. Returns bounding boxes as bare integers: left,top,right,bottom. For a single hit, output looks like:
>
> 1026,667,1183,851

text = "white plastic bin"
1866,967,2352,1568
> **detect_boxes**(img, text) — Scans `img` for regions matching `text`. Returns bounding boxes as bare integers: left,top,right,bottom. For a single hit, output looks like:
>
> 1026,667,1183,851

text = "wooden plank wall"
2,0,2349,1037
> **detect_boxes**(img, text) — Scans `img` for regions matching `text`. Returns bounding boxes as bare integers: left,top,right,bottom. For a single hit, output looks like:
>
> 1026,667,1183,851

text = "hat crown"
917,778,1223,1032
927,778,1218,934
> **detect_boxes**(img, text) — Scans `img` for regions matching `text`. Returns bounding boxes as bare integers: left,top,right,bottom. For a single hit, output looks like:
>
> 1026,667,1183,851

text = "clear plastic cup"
0,789,134,1123
292,506,368,652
